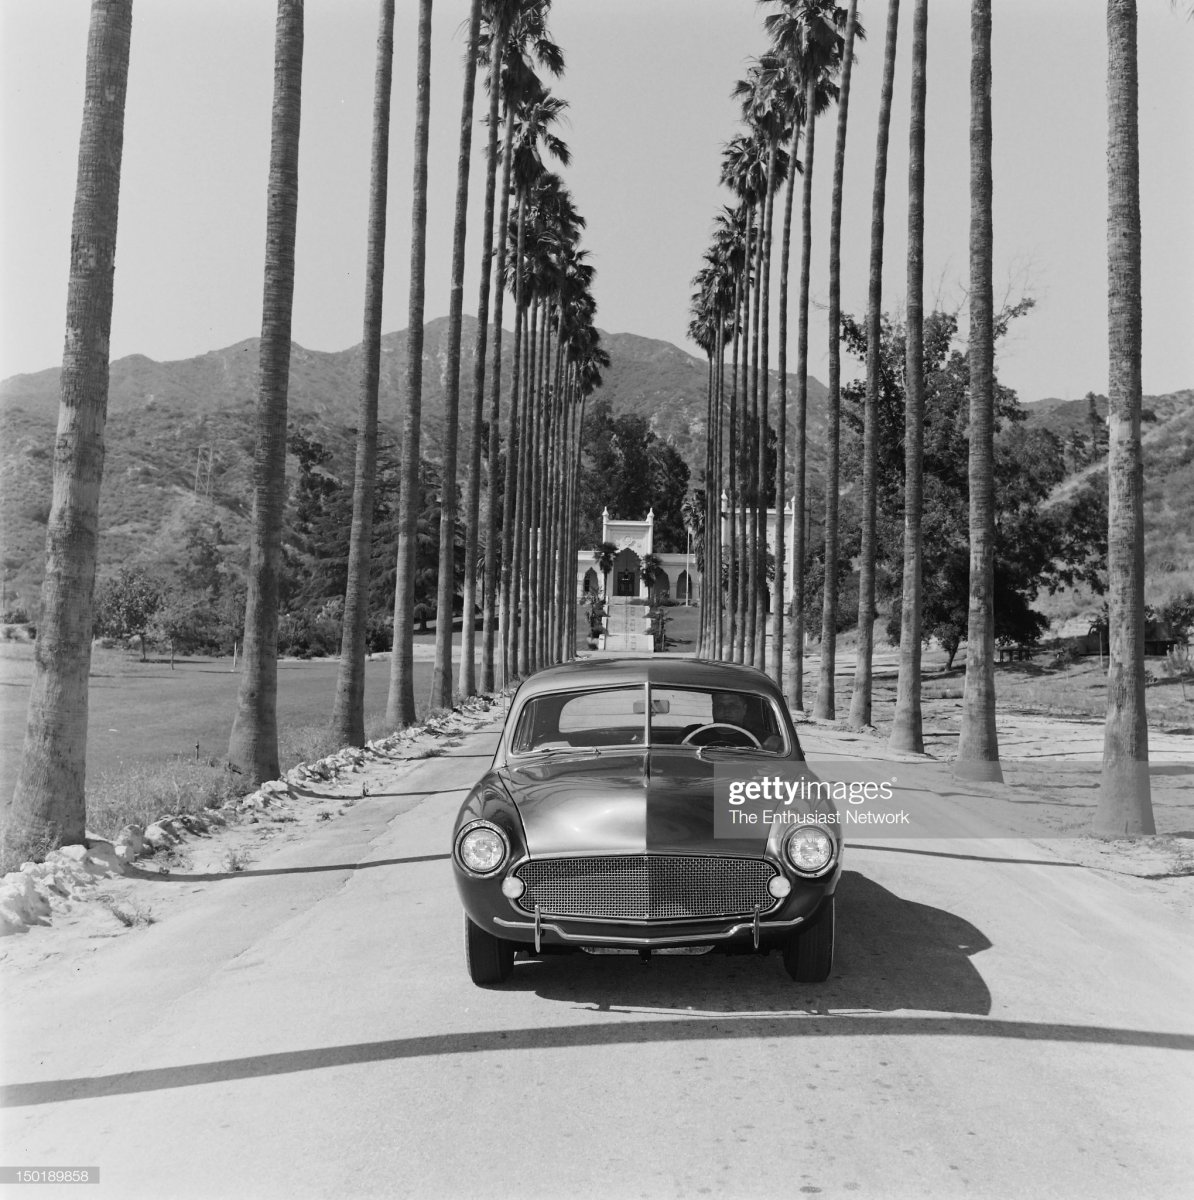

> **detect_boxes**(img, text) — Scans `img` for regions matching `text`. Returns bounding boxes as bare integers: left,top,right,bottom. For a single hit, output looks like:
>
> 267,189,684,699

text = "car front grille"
513,854,777,921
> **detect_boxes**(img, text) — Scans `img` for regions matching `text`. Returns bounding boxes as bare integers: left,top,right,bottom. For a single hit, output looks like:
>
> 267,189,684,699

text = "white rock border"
0,689,512,937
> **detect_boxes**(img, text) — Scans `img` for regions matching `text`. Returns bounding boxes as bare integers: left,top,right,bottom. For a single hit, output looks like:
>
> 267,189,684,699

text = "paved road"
3,721,1192,1199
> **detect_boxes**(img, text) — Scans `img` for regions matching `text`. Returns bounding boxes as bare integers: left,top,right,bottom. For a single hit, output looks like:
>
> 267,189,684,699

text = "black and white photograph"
1,1,1192,1196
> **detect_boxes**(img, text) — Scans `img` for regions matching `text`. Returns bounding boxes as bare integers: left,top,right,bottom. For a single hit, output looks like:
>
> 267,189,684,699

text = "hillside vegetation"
1,321,1188,631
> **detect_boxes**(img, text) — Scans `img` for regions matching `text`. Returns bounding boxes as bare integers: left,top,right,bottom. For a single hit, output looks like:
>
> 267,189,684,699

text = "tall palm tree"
331,0,395,748
481,0,563,691
228,0,305,780
460,8,502,701
386,0,433,729
430,0,484,711
499,84,569,682
814,0,860,720
766,0,849,710
719,136,767,663
1095,0,1154,834
889,0,926,753
955,0,1002,782
4,0,133,864
735,58,793,674
849,0,900,732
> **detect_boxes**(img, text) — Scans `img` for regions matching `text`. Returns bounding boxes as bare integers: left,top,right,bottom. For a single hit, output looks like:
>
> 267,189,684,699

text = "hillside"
0,319,828,611
4,321,1187,625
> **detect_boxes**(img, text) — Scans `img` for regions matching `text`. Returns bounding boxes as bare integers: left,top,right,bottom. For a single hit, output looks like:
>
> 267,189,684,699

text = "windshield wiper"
523,745,600,758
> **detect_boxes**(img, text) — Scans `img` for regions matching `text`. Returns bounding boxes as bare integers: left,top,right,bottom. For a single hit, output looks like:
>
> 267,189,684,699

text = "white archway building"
575,501,796,652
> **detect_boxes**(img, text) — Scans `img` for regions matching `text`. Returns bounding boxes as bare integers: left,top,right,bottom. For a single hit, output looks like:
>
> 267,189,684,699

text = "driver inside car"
711,691,783,752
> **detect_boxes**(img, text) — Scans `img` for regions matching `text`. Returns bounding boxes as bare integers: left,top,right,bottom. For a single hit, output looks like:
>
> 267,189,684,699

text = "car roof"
512,657,784,701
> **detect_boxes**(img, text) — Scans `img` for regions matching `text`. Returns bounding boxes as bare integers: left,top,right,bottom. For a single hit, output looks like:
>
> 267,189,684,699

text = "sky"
1,0,1191,406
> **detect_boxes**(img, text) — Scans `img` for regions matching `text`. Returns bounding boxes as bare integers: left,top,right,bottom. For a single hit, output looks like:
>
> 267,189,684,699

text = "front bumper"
460,860,840,954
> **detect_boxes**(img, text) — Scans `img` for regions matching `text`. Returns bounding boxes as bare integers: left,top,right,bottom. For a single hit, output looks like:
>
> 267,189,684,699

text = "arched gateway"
576,501,797,654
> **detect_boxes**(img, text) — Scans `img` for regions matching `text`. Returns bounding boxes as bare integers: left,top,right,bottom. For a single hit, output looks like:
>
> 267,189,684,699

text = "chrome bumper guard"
496,909,807,949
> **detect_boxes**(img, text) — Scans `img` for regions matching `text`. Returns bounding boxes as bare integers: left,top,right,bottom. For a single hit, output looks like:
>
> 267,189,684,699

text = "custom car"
451,658,841,986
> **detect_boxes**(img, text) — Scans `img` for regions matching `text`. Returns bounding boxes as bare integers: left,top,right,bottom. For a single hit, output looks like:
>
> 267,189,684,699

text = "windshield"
509,684,794,756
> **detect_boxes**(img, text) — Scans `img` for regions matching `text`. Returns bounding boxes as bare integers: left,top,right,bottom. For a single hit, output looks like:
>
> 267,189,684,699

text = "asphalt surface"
2,719,1192,1200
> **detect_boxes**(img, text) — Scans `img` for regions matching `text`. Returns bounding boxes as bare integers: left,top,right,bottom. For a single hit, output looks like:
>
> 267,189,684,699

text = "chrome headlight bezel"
783,824,837,877
454,819,511,878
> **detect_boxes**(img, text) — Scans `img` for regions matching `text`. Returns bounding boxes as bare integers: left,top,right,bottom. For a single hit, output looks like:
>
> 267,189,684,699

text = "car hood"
499,749,811,857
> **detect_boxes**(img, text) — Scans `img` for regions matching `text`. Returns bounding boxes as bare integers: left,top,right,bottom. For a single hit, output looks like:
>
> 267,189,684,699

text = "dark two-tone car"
451,658,842,986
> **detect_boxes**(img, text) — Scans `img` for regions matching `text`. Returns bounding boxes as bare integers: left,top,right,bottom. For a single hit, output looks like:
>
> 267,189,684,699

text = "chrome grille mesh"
514,855,776,921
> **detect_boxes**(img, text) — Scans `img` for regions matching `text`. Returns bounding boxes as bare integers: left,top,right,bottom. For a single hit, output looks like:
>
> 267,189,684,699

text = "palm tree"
889,0,926,753
4,0,133,864
1095,0,1154,834
499,83,569,681
766,0,848,710
460,7,501,701
955,0,1002,782
386,0,433,729
814,0,860,720
430,0,484,711
719,137,767,664
331,0,395,748
481,0,564,692
228,0,305,780
849,0,900,732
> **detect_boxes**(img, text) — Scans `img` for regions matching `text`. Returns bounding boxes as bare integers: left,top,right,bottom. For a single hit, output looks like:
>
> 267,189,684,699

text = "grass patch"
277,722,343,769
85,758,249,842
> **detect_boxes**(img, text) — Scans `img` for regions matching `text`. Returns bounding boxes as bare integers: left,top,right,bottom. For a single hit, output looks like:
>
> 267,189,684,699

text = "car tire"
464,913,516,986
781,896,835,983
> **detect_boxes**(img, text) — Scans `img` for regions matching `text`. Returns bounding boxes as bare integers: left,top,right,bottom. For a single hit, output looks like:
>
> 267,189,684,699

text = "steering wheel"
680,722,761,749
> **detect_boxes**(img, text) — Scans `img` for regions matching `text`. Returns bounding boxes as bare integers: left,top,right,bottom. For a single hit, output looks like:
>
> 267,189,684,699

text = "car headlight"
784,825,835,875
455,820,509,876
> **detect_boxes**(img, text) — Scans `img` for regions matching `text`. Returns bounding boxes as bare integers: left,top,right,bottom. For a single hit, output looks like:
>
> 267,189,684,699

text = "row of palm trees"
3,0,609,862
0,0,1158,864
333,0,611,750
686,0,1155,833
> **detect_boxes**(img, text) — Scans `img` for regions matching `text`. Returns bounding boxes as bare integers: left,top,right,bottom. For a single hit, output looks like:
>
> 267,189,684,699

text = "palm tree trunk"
956,0,1002,782
756,145,777,674
815,0,859,721
483,101,515,692
431,0,482,710
744,204,763,667
728,273,742,663
713,320,726,658
386,0,432,729
229,0,304,778
849,0,900,732
332,0,394,748
5,0,132,863
890,0,926,753
746,207,763,665
462,26,502,699
1095,0,1153,834
773,125,799,691
787,73,817,713
498,190,526,685
515,297,536,676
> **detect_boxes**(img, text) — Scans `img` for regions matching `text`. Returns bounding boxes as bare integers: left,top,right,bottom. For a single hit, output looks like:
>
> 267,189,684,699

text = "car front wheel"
781,895,835,983
464,913,516,986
